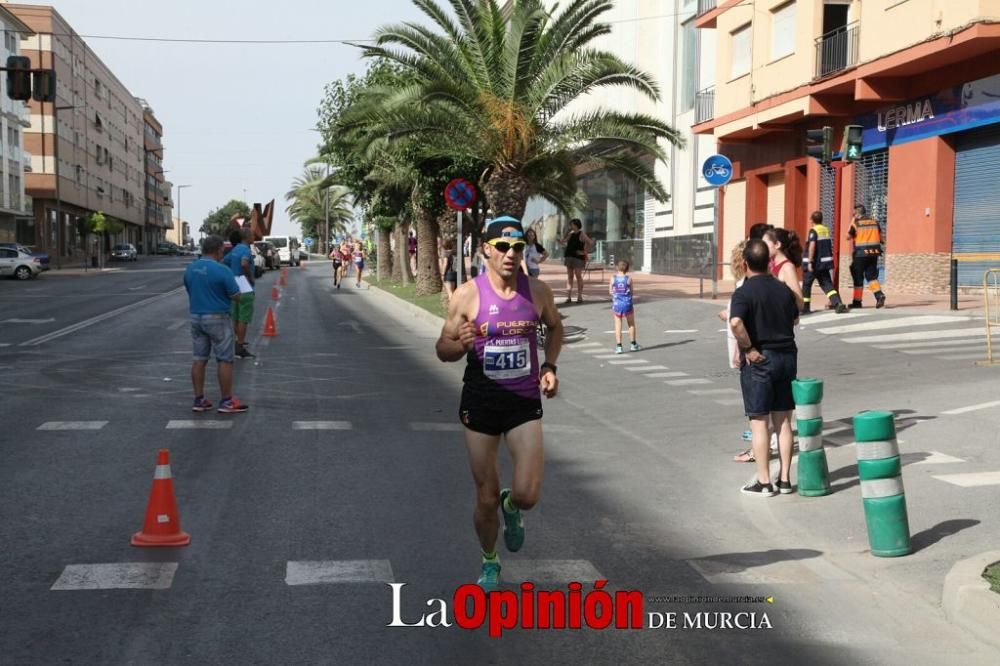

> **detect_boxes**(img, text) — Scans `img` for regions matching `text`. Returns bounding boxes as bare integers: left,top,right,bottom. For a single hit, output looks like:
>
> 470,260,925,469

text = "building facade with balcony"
694,0,1000,293
525,0,717,275
140,100,169,252
0,6,33,244
8,3,150,265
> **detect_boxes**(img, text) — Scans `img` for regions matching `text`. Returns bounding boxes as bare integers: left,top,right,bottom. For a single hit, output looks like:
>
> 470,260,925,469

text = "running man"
435,217,563,591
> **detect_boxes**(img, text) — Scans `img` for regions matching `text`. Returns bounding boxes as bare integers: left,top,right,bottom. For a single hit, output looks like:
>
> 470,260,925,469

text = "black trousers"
850,255,880,287
803,268,841,306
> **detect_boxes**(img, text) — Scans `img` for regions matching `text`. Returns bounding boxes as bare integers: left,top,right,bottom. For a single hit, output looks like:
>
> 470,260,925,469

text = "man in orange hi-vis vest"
847,204,886,309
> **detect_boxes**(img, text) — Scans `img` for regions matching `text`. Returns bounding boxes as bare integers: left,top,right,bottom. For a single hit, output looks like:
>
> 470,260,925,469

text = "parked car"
251,243,265,278
110,243,138,261
0,243,49,271
254,241,281,270
155,241,181,255
0,246,43,280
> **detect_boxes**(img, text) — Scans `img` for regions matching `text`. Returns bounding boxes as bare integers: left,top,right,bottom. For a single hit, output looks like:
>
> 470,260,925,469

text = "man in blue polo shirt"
184,235,248,414
225,228,256,359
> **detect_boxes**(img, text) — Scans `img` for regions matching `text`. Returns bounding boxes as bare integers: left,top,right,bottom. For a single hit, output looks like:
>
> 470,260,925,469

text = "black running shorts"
459,386,543,436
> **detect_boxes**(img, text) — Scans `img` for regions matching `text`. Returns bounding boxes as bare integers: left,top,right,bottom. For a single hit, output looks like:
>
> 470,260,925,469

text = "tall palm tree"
356,0,683,219
285,165,354,252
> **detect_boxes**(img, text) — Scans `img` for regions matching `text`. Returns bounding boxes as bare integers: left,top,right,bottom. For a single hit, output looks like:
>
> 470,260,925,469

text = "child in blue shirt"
610,260,639,353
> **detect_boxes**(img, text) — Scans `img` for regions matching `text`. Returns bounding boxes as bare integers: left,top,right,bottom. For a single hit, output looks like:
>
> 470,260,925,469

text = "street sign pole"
457,208,463,285
712,187,720,299
702,154,734,300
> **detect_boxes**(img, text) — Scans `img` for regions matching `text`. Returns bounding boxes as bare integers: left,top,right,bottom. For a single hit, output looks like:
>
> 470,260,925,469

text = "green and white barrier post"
853,410,911,557
791,378,830,497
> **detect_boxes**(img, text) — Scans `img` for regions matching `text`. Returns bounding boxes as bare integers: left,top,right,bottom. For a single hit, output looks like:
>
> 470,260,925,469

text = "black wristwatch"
541,362,557,375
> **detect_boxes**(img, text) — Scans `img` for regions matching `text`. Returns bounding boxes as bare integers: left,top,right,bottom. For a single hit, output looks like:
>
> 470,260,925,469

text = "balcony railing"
22,151,32,172
694,87,715,124
815,22,859,79
696,0,717,17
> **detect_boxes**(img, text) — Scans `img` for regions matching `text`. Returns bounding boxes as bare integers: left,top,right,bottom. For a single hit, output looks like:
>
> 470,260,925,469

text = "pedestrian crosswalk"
800,311,989,361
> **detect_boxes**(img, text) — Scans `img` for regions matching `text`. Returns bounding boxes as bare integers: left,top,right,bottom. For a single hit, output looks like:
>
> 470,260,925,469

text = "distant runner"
435,217,563,591
352,240,366,287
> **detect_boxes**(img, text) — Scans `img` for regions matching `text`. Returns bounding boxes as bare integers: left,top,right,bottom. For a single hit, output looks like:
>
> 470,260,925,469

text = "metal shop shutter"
953,124,1000,286
852,150,889,283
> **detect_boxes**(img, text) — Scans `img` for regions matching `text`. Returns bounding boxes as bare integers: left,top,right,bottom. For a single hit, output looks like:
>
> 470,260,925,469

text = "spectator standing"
224,229,256,359
522,228,548,278
183,235,249,414
560,219,592,304
408,230,418,273
729,240,798,496
763,227,805,312
441,238,458,301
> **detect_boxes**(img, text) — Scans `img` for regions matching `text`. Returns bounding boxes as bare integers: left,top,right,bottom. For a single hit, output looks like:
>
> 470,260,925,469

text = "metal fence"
695,87,715,124
649,233,714,277
815,23,859,79
596,239,644,273
697,0,717,16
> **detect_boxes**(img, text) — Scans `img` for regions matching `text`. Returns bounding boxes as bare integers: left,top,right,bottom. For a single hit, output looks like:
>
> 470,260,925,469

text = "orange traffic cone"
132,449,191,547
263,306,278,337
279,274,287,287
272,286,279,301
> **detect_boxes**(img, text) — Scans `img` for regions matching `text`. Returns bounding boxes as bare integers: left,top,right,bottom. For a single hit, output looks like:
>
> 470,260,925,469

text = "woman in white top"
522,228,548,277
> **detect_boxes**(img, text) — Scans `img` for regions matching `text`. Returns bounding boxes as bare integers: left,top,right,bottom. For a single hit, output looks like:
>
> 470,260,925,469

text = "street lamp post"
176,184,191,249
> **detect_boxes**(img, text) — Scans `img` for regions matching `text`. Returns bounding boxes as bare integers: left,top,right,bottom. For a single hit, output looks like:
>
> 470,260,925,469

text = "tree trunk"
393,222,413,284
481,168,530,221
376,225,392,281
414,205,442,296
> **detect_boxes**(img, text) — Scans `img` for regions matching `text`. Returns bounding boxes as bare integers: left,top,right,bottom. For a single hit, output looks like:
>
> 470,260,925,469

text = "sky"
22,0,429,237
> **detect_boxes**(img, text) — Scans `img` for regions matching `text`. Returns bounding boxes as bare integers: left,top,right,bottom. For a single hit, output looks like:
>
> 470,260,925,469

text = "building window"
771,2,796,61
680,19,698,111
731,23,751,78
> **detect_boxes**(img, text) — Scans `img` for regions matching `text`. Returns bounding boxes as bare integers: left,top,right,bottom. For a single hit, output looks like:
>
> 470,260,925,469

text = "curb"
365,281,445,330
942,550,1000,650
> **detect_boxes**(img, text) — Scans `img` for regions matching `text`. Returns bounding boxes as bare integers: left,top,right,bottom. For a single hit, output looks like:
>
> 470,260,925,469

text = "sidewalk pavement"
534,261,985,314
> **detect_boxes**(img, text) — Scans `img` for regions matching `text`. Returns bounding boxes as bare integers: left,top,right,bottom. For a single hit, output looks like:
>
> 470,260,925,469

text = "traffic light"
843,124,864,162
31,68,56,103
5,55,31,101
806,126,833,164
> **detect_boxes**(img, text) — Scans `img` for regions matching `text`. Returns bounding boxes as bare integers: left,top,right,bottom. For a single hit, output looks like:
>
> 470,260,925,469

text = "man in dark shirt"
729,239,799,497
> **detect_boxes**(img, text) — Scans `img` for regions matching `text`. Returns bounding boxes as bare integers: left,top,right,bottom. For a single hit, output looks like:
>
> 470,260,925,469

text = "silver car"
0,246,43,280
111,243,138,261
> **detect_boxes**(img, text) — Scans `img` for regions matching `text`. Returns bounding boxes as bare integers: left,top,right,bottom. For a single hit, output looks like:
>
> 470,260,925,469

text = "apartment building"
0,5,32,244
527,1,718,275
693,0,1000,293
8,3,153,263
141,100,170,250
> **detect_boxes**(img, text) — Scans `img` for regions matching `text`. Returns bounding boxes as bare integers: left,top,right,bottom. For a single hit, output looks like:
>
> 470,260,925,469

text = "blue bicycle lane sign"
702,154,733,187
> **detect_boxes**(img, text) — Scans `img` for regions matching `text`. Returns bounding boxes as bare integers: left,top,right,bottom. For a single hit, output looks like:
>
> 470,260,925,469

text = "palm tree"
285,165,354,252
356,0,683,219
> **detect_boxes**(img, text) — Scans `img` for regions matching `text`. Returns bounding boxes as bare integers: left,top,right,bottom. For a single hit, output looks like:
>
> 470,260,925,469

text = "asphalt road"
0,261,997,664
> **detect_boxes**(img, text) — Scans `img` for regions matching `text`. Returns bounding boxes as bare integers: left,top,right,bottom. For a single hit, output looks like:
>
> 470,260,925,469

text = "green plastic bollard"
792,378,830,497
854,411,911,557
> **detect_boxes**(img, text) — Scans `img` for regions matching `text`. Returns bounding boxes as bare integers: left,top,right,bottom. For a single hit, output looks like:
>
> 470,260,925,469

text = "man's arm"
729,316,763,364
535,280,562,398
435,282,477,362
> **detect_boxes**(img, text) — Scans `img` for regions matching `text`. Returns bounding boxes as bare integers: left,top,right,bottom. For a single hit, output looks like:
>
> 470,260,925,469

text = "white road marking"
37,421,108,431
625,365,670,372
569,342,602,349
843,328,985,344
872,338,985,350
714,399,745,407
581,348,609,354
20,287,185,346
816,315,968,335
932,471,1000,487
51,563,178,590
502,559,604,584
127,284,149,291
913,452,965,465
292,421,353,430
799,311,874,326
593,354,624,359
665,378,713,386
1,318,56,324
0,342,10,347
822,426,850,437
941,400,1000,415
607,359,647,365
645,372,689,378
167,319,188,331
899,346,984,355
938,353,987,361
165,420,232,430
285,560,394,585
663,329,698,333
688,388,739,396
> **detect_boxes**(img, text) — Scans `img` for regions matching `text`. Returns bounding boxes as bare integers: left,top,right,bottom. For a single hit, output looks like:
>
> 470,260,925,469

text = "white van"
263,236,301,266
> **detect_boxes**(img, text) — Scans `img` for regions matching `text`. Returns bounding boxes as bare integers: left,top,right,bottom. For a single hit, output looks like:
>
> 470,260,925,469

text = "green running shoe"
500,488,524,552
477,560,501,591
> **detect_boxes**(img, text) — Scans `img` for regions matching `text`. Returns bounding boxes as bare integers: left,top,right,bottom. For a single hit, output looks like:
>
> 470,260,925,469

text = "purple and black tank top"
463,273,540,400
